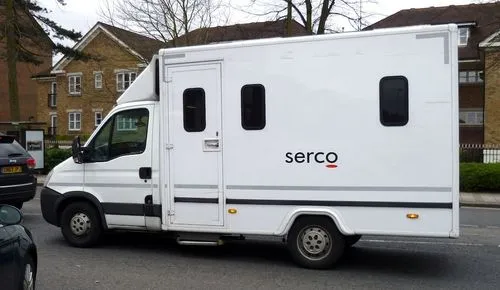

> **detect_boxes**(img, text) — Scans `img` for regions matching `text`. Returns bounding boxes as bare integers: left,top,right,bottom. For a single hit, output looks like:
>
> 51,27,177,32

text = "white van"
40,24,460,269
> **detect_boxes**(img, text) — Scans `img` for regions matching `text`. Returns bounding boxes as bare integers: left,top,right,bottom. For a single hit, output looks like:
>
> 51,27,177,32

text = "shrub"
45,147,72,172
460,163,500,192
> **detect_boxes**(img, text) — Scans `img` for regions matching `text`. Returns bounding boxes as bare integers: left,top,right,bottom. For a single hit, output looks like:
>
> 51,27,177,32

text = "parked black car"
0,134,37,209
0,204,37,290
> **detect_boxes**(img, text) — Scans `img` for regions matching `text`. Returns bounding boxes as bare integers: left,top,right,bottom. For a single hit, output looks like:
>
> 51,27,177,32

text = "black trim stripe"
225,199,453,209
101,203,162,217
174,197,219,204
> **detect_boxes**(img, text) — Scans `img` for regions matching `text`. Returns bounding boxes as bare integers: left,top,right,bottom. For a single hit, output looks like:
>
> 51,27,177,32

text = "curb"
460,203,500,209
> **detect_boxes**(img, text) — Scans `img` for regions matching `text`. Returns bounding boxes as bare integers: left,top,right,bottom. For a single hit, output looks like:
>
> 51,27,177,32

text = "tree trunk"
286,0,292,36
306,0,313,34
317,0,333,34
6,0,20,121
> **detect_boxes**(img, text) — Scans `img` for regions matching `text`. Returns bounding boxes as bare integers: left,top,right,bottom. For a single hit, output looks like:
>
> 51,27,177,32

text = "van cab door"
83,106,154,229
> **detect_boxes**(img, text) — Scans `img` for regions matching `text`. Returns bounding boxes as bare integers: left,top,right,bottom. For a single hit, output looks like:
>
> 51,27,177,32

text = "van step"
176,239,222,246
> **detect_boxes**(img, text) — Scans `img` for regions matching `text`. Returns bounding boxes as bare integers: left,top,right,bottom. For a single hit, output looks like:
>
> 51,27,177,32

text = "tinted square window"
379,76,408,126
183,88,206,132
241,84,266,130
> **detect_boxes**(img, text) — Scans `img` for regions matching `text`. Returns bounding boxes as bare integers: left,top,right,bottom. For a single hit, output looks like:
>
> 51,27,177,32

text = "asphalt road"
19,188,500,290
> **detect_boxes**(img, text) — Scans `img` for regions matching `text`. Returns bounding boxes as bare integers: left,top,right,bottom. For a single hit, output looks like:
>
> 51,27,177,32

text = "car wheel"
60,202,102,247
287,216,345,269
19,254,36,290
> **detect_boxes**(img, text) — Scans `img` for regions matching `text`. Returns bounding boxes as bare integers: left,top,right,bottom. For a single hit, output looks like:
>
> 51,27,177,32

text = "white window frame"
95,111,103,127
50,82,57,107
94,72,103,89
116,71,137,92
116,115,137,131
458,27,469,46
459,110,483,126
68,73,82,95
68,112,82,131
459,71,483,84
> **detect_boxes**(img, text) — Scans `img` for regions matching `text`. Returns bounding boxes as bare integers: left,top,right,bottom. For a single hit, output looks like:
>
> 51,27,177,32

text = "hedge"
460,163,500,193
45,147,72,172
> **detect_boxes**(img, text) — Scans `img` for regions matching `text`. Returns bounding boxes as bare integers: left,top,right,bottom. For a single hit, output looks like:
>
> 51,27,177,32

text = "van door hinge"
167,210,175,216
166,144,174,150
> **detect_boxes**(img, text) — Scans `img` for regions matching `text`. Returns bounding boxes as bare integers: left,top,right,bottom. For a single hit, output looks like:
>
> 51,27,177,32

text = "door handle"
139,167,152,179
204,139,219,148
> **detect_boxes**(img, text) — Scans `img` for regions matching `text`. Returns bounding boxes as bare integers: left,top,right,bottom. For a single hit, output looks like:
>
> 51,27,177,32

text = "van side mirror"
72,136,84,164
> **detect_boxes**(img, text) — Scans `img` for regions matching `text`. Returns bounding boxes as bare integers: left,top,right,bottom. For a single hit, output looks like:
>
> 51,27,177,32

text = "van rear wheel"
287,216,345,269
60,202,102,248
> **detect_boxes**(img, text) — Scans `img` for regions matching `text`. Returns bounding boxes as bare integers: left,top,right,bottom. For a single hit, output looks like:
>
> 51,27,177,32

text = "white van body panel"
45,24,459,239
159,24,459,237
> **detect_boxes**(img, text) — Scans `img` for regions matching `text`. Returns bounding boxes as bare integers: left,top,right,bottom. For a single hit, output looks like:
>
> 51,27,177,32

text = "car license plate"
1,166,22,174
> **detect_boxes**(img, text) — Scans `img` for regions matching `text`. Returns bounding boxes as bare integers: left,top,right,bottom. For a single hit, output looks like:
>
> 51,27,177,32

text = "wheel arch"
55,191,108,230
277,208,354,237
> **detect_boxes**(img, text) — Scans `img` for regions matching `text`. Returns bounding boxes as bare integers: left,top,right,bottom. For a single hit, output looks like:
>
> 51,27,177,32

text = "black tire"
287,216,345,269
9,202,23,210
60,202,102,247
345,235,362,247
18,254,36,290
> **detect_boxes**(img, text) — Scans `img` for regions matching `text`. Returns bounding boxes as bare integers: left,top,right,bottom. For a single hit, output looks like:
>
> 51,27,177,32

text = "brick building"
33,20,308,138
364,2,500,145
32,22,165,138
0,4,53,124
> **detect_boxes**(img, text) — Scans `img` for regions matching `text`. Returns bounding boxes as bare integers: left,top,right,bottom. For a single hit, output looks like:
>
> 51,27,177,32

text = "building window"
49,82,57,107
68,75,81,95
458,27,469,46
116,115,137,131
68,112,81,131
95,112,103,126
241,84,266,130
459,71,483,83
95,72,103,89
183,88,206,132
116,71,137,92
460,110,483,125
379,76,409,127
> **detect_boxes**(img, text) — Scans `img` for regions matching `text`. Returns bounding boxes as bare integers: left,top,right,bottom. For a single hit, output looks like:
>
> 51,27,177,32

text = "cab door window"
88,108,149,162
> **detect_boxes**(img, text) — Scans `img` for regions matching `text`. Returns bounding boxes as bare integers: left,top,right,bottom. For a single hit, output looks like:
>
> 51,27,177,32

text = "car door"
84,106,154,228
0,227,18,289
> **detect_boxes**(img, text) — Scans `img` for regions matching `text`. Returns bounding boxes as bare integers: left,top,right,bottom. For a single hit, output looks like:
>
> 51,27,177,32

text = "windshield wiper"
7,153,24,157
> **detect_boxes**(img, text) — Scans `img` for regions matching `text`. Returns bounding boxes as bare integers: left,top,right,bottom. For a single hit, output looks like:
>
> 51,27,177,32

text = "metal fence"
44,140,73,149
460,144,500,163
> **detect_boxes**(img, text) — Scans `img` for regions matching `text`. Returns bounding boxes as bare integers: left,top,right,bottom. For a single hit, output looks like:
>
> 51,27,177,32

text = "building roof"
168,19,309,47
364,2,500,60
51,22,166,73
98,22,166,60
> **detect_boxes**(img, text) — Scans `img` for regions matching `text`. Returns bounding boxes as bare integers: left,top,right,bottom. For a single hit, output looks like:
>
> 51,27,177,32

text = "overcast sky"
39,0,483,62
40,0,483,33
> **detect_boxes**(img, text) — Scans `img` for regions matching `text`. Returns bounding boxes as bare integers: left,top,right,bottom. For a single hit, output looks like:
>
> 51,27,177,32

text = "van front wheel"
287,216,345,269
60,202,102,248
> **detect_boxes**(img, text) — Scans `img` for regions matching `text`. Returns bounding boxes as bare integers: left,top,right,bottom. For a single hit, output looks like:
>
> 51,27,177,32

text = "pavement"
34,174,500,208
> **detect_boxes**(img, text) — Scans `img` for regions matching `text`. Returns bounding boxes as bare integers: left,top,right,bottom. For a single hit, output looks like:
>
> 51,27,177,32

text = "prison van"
40,24,460,269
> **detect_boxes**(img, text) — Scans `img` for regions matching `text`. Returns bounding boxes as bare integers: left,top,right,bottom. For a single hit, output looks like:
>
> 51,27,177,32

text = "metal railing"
460,144,500,163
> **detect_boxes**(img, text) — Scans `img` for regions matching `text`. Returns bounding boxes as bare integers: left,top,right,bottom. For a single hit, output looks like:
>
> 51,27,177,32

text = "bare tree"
237,0,378,35
98,0,230,46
